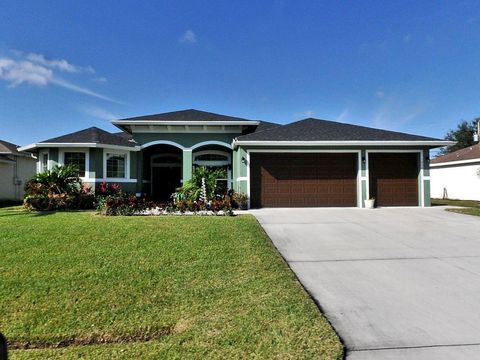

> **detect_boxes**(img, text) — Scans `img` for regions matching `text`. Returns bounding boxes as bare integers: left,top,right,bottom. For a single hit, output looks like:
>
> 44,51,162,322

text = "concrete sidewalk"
252,207,480,359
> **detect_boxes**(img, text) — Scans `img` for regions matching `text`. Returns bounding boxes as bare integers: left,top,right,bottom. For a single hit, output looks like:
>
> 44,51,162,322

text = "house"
430,144,480,201
18,109,451,208
0,140,37,201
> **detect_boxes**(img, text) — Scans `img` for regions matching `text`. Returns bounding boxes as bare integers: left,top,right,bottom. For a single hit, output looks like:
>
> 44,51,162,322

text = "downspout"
13,155,19,200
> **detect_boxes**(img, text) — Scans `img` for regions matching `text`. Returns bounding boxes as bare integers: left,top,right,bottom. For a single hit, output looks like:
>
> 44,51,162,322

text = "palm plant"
27,164,81,195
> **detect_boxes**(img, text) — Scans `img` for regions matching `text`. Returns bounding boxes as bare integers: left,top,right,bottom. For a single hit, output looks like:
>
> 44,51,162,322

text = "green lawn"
0,207,342,359
431,198,480,217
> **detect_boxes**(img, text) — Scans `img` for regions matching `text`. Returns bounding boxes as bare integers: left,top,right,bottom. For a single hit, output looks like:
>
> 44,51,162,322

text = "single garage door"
369,153,419,206
250,153,357,208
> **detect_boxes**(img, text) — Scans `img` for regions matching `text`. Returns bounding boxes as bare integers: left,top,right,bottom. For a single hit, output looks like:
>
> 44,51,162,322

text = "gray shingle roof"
41,127,136,147
117,109,258,123
431,144,480,164
237,118,443,142
0,139,20,154
0,139,33,155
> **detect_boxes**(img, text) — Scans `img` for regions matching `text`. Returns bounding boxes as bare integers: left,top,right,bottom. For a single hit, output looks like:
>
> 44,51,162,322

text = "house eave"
430,158,480,167
18,143,140,152
233,140,455,148
112,120,259,126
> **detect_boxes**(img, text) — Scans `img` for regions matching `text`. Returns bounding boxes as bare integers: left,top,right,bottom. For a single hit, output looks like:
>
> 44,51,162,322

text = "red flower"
111,183,121,193
98,181,108,194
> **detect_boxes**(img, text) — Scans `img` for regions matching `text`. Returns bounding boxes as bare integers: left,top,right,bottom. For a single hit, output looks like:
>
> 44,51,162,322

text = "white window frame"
59,148,90,180
193,149,232,189
103,149,130,181
38,150,49,173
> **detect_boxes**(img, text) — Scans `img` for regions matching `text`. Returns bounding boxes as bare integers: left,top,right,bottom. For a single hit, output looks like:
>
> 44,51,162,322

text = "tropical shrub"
232,192,249,209
175,166,227,202
23,165,94,211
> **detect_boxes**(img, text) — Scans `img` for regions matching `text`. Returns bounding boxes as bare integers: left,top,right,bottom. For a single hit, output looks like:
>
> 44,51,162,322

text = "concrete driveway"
252,207,480,359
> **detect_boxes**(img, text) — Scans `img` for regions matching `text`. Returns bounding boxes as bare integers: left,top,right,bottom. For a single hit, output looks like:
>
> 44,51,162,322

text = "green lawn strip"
431,198,480,217
431,198,480,208
0,207,342,359
446,207,480,217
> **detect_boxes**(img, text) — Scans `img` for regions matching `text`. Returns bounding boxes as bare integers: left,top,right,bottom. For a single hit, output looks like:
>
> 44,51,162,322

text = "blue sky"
1,0,480,145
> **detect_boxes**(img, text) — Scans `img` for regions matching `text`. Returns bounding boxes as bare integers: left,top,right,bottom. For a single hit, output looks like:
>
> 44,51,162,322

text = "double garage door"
250,152,419,208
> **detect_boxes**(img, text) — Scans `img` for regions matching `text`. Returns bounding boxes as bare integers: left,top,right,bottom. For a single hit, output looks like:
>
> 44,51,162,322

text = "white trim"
244,149,364,153
234,140,453,147
103,149,131,180
191,140,232,150
140,140,186,150
58,148,89,179
82,178,138,183
19,143,140,152
245,149,362,208
246,151,251,208
430,158,480,167
236,177,248,181
113,120,259,126
365,149,425,207
357,151,362,208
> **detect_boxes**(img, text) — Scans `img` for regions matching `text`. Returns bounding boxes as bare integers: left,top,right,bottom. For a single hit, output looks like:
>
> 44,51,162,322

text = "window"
64,152,86,177
41,153,48,172
194,153,228,162
106,153,126,178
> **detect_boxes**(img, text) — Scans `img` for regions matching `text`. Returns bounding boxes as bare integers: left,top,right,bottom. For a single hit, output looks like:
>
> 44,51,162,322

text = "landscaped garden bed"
22,165,248,216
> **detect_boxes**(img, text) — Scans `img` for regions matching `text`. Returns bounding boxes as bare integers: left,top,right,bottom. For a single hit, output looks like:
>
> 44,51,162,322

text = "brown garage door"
250,153,357,208
369,153,419,206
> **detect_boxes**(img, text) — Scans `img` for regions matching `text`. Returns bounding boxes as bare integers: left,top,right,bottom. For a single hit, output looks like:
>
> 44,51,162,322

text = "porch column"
182,149,193,183
136,151,143,196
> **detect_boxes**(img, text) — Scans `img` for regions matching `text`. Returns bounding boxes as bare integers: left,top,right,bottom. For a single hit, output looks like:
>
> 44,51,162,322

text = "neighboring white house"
0,140,37,201
430,144,480,201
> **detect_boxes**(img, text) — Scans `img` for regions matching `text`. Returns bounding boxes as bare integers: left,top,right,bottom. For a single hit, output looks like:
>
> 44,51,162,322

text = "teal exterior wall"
49,148,59,167
132,132,238,148
130,151,138,180
88,148,103,179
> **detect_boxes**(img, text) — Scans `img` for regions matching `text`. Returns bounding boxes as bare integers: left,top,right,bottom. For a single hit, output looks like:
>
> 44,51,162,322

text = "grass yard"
0,207,342,359
431,198,480,217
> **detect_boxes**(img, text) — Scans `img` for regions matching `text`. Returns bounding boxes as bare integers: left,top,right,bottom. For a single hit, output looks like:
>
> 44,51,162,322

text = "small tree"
440,119,479,154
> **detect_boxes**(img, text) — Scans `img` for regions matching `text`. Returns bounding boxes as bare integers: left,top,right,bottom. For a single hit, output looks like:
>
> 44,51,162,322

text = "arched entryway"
142,144,183,200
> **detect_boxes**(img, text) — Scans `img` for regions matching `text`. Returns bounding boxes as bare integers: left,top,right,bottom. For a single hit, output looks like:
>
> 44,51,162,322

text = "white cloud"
93,76,107,83
372,100,426,130
303,110,314,117
336,109,349,122
82,105,117,120
0,58,52,86
0,50,116,102
179,30,197,43
25,52,83,73
375,90,385,99
51,77,119,103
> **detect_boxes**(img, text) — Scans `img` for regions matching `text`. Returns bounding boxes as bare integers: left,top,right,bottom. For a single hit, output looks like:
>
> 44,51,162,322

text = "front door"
151,166,182,201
